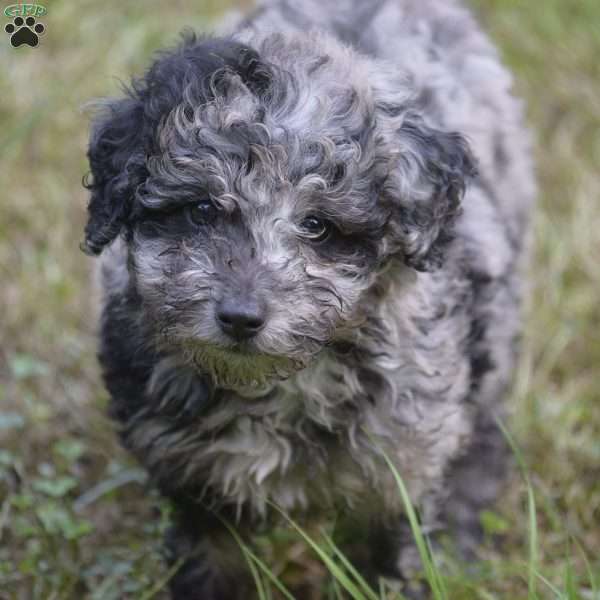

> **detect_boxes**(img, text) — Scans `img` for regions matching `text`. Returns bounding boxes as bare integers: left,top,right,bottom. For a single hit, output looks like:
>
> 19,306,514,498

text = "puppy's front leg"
164,500,253,600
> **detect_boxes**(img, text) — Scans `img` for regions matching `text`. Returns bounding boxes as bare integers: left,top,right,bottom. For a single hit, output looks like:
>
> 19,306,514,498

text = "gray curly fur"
84,0,535,596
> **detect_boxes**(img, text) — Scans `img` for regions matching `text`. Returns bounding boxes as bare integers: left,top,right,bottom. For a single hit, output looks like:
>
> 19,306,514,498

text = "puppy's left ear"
82,97,146,256
383,112,477,272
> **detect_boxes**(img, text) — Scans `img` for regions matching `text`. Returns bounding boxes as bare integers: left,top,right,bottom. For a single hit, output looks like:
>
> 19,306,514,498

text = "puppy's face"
84,35,475,389
131,84,387,389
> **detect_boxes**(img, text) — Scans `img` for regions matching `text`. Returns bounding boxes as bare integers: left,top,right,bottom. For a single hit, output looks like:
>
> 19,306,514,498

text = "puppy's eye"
187,198,218,224
298,215,332,242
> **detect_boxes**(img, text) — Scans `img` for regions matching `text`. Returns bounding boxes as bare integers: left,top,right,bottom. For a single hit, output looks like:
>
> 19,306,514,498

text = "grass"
1,0,599,598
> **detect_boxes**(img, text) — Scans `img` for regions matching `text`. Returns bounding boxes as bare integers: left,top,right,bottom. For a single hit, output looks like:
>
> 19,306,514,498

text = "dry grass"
1,1,598,598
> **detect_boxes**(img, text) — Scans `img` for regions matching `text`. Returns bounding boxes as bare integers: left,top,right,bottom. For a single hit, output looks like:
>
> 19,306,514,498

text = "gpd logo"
4,3,47,47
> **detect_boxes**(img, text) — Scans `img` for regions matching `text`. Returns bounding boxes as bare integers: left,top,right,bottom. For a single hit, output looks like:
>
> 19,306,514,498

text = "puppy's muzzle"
216,294,267,341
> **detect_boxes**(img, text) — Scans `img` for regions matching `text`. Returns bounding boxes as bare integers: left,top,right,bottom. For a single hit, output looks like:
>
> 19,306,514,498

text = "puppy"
83,0,535,597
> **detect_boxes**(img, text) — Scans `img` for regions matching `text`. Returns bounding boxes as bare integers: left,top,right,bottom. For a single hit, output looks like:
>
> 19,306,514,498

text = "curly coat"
83,0,535,597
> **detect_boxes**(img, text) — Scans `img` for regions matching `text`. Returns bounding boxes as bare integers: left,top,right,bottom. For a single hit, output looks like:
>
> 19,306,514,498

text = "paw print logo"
4,15,45,47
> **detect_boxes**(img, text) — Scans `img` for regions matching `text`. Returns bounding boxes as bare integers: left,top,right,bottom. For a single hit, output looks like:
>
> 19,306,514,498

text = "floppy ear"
81,34,273,256
82,97,146,255
383,112,477,272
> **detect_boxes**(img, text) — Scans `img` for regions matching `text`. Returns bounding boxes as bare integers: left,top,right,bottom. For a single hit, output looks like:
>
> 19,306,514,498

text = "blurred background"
0,1,598,598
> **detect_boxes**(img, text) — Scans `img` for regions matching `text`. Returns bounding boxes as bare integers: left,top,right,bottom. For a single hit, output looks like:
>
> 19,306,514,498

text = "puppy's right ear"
82,97,146,255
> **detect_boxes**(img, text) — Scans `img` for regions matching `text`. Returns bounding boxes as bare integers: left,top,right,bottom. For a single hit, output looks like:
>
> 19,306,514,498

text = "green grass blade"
379,577,407,600
495,417,539,600
269,502,369,600
573,537,597,598
247,547,297,600
563,553,578,600
535,569,564,599
245,544,269,600
322,532,380,600
475,589,497,600
221,521,267,600
138,556,186,600
364,435,447,600
221,519,295,600
331,576,345,600
527,484,539,599
265,581,273,600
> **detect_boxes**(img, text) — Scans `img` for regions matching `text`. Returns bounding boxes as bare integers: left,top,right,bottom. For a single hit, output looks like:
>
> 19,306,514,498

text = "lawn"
1,1,599,598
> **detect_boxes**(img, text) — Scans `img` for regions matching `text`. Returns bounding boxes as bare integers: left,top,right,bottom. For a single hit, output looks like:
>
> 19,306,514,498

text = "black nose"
216,297,266,340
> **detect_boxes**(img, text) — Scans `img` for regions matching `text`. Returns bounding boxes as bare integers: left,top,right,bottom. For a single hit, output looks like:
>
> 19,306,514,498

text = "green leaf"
35,502,92,539
480,510,510,536
0,412,25,431
0,449,16,466
19,555,39,575
62,518,94,540
36,502,70,535
14,515,38,538
11,493,35,510
9,354,50,379
32,476,78,498
53,438,87,462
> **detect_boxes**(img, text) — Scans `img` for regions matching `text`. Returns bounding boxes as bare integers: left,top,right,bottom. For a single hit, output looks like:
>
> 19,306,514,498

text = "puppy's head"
83,33,475,389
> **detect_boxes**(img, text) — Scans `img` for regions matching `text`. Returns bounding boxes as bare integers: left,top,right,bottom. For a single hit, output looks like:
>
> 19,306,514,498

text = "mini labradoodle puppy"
83,0,535,597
